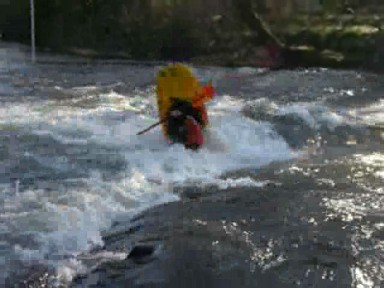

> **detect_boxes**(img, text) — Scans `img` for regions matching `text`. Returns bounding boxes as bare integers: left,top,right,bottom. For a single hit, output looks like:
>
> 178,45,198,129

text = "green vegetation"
1,0,383,70
271,11,384,69
1,0,211,60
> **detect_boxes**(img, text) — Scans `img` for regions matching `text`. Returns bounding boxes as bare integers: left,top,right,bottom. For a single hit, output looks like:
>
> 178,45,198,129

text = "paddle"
136,118,167,135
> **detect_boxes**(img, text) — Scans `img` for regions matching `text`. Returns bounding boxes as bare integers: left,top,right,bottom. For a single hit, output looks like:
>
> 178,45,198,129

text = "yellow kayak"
156,63,215,148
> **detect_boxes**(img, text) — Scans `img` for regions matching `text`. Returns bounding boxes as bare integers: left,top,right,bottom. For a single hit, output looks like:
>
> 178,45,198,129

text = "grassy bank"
269,12,384,70
2,0,384,71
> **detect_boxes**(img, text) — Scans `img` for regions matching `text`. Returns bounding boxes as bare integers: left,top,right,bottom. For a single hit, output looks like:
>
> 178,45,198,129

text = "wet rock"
272,114,316,148
71,159,379,287
127,244,155,263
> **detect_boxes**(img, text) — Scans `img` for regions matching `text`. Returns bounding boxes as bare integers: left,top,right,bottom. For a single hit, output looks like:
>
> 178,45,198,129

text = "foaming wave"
243,98,350,131
350,99,384,126
0,91,295,284
0,171,178,285
198,177,267,190
241,98,371,148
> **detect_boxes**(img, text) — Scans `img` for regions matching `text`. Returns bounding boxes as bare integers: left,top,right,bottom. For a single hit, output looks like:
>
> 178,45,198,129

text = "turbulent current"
0,43,383,287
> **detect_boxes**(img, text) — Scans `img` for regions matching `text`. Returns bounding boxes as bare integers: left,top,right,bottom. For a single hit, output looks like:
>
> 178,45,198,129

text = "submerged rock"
127,244,156,263
70,162,361,287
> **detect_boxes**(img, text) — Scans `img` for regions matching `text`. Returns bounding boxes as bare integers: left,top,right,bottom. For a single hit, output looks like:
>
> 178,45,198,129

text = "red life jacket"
185,116,204,150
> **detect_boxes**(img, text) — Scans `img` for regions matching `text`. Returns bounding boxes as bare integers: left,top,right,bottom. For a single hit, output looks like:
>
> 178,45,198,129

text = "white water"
0,87,298,284
352,99,384,126
1,46,380,285
1,78,373,284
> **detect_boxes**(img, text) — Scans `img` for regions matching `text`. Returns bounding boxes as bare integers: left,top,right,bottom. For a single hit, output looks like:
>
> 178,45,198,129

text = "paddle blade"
193,80,215,107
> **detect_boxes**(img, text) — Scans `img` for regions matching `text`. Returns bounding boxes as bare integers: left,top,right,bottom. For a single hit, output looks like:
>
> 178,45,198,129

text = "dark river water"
0,42,383,287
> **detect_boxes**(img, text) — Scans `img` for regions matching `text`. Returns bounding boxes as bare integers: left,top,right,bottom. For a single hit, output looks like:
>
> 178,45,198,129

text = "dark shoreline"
32,45,384,75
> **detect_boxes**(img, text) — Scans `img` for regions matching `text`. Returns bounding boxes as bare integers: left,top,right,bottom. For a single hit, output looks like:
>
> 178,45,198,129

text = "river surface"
0,42,383,287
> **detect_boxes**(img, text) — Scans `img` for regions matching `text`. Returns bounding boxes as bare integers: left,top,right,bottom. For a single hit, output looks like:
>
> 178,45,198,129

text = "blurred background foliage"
0,0,383,68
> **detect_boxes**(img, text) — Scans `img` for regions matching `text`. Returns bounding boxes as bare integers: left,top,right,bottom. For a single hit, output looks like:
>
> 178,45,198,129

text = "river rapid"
0,43,383,287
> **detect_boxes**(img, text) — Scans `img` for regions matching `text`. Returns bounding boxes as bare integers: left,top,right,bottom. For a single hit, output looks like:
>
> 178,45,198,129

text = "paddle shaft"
136,118,167,135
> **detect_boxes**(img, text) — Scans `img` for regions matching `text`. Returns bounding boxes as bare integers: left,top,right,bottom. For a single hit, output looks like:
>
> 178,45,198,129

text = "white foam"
351,264,375,288
350,99,384,126
0,90,296,284
244,99,350,131
278,104,318,128
119,112,294,183
216,177,267,190
209,95,245,114
1,171,177,285
280,102,350,131
354,153,384,180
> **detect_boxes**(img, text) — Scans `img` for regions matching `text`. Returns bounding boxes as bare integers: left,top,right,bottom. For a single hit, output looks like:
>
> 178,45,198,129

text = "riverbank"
3,1,384,72
184,11,384,72
3,3,382,72
28,32,384,75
